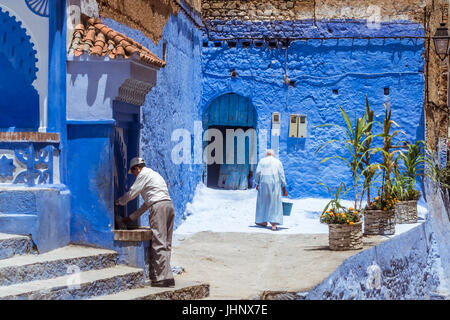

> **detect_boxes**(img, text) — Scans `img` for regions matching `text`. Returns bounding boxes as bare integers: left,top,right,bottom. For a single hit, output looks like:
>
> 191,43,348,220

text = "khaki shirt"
117,167,171,220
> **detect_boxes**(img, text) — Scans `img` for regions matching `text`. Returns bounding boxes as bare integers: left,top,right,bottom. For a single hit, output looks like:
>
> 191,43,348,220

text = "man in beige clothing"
115,157,175,288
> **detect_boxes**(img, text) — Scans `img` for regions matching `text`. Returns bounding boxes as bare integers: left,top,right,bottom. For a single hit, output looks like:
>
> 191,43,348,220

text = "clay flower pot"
394,200,418,224
328,221,363,251
363,209,395,235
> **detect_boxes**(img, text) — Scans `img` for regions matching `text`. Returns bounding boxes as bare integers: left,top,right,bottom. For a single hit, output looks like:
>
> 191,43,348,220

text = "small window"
333,89,339,95
384,87,390,95
274,114,279,122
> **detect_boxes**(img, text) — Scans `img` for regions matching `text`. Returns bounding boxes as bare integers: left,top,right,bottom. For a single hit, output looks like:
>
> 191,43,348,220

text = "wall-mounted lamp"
433,23,450,61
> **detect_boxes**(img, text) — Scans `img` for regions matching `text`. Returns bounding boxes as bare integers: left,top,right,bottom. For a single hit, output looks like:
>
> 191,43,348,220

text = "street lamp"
433,23,450,61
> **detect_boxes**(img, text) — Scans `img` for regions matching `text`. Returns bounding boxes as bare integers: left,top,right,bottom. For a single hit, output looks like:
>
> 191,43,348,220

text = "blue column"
48,0,67,183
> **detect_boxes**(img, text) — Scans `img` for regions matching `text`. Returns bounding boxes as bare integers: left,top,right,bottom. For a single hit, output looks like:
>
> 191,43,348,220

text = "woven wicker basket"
328,221,363,251
394,200,418,224
363,209,395,235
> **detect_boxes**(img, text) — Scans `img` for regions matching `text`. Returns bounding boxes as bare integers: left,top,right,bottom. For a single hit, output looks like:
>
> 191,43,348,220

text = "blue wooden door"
204,94,256,190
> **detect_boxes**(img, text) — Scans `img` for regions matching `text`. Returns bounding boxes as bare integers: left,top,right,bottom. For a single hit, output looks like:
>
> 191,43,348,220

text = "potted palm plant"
316,103,378,250
364,102,402,235
391,141,423,223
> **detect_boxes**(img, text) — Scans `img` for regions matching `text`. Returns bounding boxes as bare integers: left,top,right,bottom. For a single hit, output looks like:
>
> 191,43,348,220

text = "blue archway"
203,93,257,190
0,8,39,131
203,93,256,128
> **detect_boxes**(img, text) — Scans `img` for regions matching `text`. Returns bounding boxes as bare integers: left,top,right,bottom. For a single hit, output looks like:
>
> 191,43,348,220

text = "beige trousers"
148,200,175,282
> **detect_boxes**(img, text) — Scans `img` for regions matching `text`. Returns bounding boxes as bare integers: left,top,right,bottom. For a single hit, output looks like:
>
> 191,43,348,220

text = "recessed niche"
333,89,339,95
268,41,277,49
384,87,390,95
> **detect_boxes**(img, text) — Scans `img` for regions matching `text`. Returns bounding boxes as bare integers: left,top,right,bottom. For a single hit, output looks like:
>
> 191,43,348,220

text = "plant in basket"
319,182,363,251
319,182,361,225
364,102,404,235
391,140,423,223
315,100,382,250
316,104,379,213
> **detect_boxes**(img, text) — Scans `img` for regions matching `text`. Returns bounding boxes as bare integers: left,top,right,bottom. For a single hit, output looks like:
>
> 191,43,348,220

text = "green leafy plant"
423,145,450,191
390,140,423,201
316,105,380,212
401,140,424,183
438,161,450,190
391,173,421,201
359,97,381,208
319,182,349,214
368,102,404,208
319,182,361,225
423,145,441,190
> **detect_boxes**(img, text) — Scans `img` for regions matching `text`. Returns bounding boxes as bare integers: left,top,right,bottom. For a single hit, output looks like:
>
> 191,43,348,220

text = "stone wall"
96,0,178,44
202,0,426,23
424,0,449,161
96,0,201,44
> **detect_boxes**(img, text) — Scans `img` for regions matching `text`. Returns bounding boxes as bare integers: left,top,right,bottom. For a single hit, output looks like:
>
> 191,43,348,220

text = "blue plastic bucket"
282,201,293,216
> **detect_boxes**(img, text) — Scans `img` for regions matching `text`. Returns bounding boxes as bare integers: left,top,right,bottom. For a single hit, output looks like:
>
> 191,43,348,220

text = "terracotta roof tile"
69,14,166,68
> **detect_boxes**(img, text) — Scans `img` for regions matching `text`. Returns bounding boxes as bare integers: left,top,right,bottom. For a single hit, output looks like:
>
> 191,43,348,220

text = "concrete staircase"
0,233,209,300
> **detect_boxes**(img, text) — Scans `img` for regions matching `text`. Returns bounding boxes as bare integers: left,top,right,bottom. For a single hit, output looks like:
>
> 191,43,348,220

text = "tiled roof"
69,14,166,68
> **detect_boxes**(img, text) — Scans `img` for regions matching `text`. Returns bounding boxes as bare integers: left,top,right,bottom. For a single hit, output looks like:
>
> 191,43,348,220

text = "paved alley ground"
171,185,427,299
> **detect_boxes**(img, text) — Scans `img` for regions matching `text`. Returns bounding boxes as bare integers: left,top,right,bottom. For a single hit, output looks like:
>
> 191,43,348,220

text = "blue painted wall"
0,7,39,131
202,20,426,199
0,186,71,254
103,8,204,230
67,123,115,248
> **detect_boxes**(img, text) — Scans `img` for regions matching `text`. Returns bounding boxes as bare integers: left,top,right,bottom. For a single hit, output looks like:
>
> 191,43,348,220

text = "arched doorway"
203,93,257,190
0,8,39,131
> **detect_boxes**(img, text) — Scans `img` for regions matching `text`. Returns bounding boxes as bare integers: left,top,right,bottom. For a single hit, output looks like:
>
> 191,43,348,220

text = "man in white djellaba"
254,149,288,231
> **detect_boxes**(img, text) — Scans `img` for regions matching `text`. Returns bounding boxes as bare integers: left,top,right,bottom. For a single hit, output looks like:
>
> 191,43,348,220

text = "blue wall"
0,186,71,254
202,20,426,199
67,122,115,248
0,7,39,131
102,8,204,230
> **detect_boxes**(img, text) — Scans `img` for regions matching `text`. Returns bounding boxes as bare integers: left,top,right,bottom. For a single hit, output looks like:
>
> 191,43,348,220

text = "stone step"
0,265,145,300
89,279,209,300
0,214,37,237
0,233,33,260
0,245,118,286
